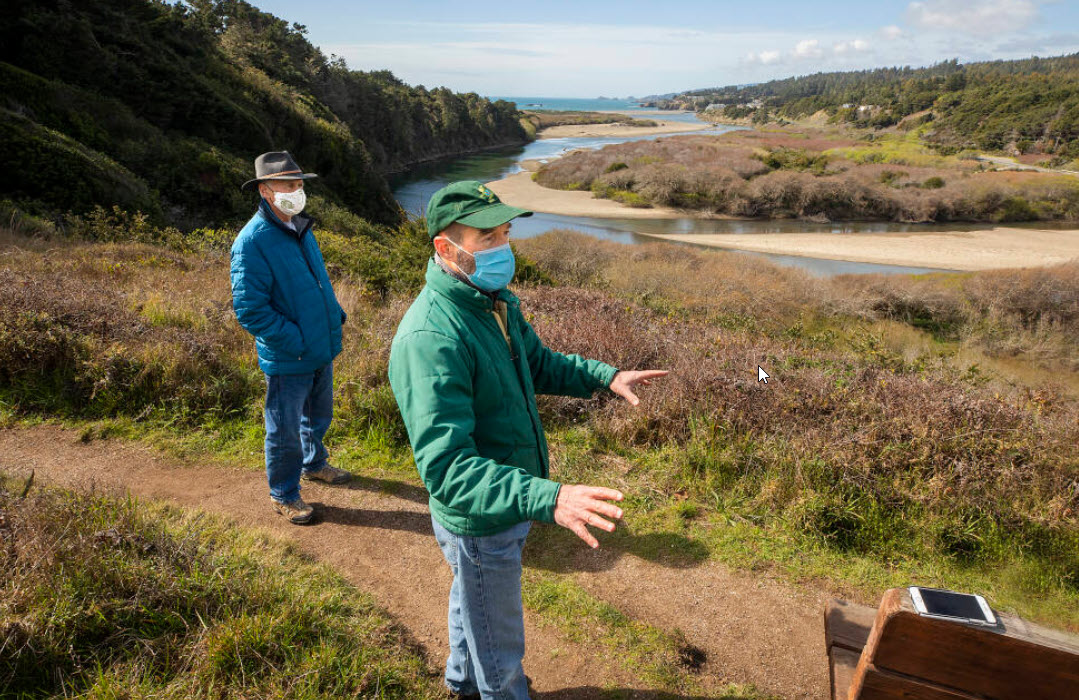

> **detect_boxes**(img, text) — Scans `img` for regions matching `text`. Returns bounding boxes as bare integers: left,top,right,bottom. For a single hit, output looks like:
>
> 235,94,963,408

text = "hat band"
260,169,302,178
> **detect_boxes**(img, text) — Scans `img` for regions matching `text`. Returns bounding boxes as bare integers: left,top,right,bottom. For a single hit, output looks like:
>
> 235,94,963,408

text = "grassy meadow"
534,126,1079,222
1,203,1077,694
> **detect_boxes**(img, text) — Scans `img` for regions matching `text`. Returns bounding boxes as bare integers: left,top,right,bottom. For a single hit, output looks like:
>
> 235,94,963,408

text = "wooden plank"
856,664,982,700
850,588,1079,700
826,599,878,652
830,645,862,700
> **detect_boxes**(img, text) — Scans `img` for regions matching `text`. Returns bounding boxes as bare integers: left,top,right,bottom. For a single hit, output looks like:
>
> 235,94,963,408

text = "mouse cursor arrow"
758,366,770,384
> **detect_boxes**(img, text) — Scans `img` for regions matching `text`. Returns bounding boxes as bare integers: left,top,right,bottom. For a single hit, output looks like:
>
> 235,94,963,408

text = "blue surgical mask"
444,239,516,291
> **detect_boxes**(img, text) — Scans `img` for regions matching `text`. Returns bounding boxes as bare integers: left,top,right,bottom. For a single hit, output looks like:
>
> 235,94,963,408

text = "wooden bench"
824,588,1079,700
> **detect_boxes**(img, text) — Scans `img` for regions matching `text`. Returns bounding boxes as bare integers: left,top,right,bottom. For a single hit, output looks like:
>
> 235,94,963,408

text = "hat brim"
241,173,318,190
456,203,533,230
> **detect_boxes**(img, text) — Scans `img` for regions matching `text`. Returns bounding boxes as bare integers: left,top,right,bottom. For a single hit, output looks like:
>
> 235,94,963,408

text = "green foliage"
0,480,444,697
681,54,1079,158
758,147,830,174
0,0,527,228
923,176,946,189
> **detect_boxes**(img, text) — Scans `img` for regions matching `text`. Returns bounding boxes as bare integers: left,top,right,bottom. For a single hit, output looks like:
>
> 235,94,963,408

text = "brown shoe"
302,464,352,485
271,496,315,524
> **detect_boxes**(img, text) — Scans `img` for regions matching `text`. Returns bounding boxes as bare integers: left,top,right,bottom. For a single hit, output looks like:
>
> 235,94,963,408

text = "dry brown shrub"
515,231,830,324
513,276,1079,545
833,261,1079,368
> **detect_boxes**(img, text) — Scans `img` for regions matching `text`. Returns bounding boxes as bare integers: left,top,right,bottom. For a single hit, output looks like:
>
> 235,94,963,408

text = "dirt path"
0,426,832,699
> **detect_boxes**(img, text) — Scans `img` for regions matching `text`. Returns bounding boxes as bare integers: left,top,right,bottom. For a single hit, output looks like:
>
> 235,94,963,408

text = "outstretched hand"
554,485,624,549
608,370,669,406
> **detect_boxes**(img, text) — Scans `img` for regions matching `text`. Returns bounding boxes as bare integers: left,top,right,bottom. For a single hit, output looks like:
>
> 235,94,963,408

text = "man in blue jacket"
230,151,352,524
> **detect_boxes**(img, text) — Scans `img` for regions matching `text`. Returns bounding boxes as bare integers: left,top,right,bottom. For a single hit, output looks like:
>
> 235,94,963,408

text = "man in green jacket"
388,181,667,700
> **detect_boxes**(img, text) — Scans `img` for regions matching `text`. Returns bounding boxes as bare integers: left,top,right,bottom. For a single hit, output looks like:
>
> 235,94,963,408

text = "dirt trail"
0,426,832,699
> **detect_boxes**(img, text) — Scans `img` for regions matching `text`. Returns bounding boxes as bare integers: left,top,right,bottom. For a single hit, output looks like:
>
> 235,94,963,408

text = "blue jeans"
432,516,532,700
264,363,333,503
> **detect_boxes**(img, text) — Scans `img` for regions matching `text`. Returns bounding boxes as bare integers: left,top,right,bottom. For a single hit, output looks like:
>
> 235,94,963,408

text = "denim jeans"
432,516,532,700
263,363,333,503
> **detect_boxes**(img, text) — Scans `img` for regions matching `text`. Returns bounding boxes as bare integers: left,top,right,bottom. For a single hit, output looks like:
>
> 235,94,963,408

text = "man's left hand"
608,370,669,406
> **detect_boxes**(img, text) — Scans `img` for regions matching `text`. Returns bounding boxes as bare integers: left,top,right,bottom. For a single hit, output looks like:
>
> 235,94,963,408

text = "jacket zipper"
489,301,548,477
294,227,333,361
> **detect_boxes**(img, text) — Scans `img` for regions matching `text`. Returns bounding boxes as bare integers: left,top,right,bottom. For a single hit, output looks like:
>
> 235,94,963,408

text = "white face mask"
270,187,306,215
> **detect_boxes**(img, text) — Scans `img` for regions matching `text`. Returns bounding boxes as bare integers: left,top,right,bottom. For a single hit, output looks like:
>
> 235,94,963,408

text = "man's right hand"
554,485,624,549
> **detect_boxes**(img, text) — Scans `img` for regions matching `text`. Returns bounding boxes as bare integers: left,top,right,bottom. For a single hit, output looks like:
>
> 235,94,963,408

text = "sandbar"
641,229,1079,271
487,171,686,219
538,119,712,139
487,172,1079,270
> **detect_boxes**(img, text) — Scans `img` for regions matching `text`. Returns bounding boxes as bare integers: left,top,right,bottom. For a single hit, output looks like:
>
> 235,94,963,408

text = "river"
389,115,965,277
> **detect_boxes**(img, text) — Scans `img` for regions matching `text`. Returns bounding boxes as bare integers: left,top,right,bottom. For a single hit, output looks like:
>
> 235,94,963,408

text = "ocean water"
491,96,666,112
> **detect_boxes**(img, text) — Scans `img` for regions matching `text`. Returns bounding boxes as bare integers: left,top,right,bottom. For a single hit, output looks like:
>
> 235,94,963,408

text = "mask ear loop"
438,235,475,259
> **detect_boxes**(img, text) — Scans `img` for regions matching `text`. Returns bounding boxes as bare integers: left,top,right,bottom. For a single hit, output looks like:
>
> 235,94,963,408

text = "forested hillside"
676,55,1079,163
0,0,527,227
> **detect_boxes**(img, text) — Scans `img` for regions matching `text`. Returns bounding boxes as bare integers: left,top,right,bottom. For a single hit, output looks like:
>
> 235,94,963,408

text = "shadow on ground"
524,520,709,572
536,689,759,700
342,473,430,505
311,501,433,534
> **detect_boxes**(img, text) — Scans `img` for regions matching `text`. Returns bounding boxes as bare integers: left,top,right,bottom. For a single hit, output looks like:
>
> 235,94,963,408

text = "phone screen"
917,588,989,621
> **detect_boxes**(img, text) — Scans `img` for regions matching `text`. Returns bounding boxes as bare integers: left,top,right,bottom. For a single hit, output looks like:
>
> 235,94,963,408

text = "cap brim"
241,173,318,190
456,203,533,229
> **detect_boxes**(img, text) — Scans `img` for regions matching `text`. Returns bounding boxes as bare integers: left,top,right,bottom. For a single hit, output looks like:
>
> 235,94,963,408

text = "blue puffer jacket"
230,200,346,375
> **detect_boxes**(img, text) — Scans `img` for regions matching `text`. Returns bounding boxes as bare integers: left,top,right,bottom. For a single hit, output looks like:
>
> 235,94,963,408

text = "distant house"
704,103,727,111
841,103,854,109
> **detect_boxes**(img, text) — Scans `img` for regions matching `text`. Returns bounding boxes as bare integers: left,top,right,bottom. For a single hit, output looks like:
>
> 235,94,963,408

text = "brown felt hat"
241,151,318,189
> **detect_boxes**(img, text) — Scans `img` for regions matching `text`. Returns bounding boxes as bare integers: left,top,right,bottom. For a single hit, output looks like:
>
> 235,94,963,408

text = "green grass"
0,473,445,699
825,131,958,169
3,221,1078,698
520,570,770,698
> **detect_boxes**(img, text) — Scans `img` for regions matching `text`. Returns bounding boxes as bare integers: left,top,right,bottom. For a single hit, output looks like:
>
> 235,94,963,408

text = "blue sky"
249,0,1079,97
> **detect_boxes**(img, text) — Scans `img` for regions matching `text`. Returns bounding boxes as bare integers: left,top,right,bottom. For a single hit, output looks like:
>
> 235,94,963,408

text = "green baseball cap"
425,180,532,239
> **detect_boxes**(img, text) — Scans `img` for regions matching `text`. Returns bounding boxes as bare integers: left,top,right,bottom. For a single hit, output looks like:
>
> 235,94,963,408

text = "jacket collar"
425,257,517,311
257,198,314,239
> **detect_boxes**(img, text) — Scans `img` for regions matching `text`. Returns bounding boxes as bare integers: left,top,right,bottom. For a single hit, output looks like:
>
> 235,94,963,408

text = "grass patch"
0,473,444,698
520,570,770,698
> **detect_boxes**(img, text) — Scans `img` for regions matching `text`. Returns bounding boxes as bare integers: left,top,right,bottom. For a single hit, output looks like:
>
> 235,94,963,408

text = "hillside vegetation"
1,216,1076,636
1,0,527,228
534,127,1079,222
667,55,1079,165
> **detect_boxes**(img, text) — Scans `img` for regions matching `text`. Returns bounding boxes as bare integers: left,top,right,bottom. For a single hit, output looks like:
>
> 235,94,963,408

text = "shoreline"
488,171,689,219
638,229,1079,271
486,172,1079,270
537,119,712,139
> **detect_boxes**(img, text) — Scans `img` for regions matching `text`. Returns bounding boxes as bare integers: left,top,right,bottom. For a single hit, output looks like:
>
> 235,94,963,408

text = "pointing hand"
608,370,669,406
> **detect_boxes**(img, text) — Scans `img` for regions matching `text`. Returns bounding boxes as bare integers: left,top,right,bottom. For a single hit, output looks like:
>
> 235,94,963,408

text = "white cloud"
905,0,1039,35
793,39,824,59
880,25,904,40
744,50,782,65
834,38,870,55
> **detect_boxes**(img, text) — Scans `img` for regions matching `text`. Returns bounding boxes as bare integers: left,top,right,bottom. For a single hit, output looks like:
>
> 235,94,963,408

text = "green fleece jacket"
388,259,618,536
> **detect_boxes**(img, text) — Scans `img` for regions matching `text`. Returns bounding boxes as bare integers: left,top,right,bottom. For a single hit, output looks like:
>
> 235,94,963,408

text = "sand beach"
487,171,1079,270
537,119,712,139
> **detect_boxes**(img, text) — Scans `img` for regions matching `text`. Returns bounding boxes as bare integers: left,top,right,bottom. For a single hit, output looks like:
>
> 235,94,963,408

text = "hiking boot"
446,690,480,700
302,463,352,485
271,496,315,524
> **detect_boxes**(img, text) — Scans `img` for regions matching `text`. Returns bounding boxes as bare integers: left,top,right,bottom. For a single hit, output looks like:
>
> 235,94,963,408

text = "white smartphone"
909,586,997,626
